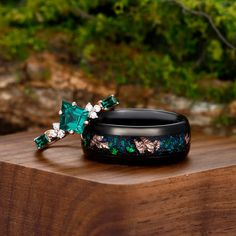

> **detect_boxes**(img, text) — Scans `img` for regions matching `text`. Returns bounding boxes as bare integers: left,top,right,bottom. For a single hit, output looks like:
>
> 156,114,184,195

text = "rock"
24,88,75,126
0,74,16,88
69,75,88,90
229,100,236,117
0,87,23,108
25,53,116,98
0,86,27,127
161,94,191,110
188,114,212,126
33,88,72,110
232,127,236,135
190,102,224,117
0,91,12,101
0,51,233,136
118,84,154,107
25,59,51,81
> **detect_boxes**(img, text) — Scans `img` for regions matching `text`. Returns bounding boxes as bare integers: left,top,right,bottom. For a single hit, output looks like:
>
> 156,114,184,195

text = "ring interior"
96,109,183,127
87,109,190,136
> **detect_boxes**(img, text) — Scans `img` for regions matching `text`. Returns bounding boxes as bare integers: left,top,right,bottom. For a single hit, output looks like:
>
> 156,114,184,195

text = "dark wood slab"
0,131,235,235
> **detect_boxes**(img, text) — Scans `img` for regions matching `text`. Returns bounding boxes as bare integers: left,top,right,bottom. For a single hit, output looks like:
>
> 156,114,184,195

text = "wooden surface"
0,131,235,235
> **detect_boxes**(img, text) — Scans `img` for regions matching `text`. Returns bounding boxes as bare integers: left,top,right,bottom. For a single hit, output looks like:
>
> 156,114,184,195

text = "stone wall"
0,52,235,135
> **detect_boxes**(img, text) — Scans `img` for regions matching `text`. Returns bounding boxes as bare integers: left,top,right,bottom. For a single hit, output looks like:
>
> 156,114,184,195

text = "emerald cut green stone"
60,100,89,134
101,95,118,109
34,134,49,149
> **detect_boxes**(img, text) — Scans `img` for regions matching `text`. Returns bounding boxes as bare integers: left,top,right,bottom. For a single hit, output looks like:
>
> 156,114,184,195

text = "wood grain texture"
0,131,235,235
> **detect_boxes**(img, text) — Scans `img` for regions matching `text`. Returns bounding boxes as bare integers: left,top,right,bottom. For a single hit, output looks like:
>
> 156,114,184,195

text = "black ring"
82,109,191,164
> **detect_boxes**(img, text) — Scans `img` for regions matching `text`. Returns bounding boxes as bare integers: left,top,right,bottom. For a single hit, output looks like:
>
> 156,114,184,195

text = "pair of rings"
34,95,119,149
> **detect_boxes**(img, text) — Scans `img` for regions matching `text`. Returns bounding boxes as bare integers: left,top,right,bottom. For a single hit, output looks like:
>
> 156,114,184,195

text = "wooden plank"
0,131,235,235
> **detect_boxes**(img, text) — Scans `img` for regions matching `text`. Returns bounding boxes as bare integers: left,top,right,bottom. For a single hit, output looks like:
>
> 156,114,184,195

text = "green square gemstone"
34,134,49,149
60,100,89,134
101,95,118,109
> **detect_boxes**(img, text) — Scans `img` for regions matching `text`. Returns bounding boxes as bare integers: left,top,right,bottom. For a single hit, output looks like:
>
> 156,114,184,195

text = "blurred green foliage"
214,114,236,127
0,0,236,102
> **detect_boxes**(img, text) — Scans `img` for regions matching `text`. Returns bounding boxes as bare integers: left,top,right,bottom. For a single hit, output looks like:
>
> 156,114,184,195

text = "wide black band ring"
82,109,191,164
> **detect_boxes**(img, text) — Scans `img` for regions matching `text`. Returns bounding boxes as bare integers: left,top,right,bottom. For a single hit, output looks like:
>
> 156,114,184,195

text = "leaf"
208,40,223,61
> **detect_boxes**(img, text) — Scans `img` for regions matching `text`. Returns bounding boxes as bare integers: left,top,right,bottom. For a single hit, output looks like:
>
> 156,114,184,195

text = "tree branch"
170,0,236,50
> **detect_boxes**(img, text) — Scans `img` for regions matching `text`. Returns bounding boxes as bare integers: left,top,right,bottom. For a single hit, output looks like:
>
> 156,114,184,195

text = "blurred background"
0,0,236,136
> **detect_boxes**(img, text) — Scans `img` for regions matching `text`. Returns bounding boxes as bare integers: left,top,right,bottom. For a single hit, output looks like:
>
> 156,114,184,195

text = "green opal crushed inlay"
82,131,190,157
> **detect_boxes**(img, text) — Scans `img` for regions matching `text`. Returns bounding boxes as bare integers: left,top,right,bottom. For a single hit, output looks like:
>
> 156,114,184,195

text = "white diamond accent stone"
89,111,98,119
48,129,57,138
94,104,101,112
85,102,93,112
53,122,60,131
57,130,65,139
